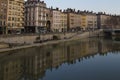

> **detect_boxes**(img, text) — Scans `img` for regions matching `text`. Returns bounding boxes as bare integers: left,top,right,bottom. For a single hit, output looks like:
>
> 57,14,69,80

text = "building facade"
51,8,67,32
86,13,97,30
0,0,7,34
80,14,87,30
97,13,110,29
61,12,67,32
25,0,48,33
80,12,97,30
0,0,24,34
45,8,52,32
65,9,81,31
51,8,61,32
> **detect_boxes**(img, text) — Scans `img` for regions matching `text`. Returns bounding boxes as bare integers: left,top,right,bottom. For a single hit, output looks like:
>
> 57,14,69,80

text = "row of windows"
0,8,7,13
9,1,22,6
26,17,46,21
25,4,46,8
0,14,6,20
0,21,6,26
53,20,67,23
0,21,23,26
61,16,67,18
0,2,7,7
7,23,21,27
88,24,97,27
25,22,46,26
27,13,45,17
88,21,97,23
8,17,21,21
8,11,23,16
26,8,45,12
9,5,23,11
53,24,67,27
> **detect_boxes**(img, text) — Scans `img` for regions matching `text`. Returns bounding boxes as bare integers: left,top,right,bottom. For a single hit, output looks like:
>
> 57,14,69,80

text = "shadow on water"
0,37,120,80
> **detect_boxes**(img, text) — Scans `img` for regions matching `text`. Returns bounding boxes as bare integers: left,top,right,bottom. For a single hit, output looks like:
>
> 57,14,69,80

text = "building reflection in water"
0,38,120,80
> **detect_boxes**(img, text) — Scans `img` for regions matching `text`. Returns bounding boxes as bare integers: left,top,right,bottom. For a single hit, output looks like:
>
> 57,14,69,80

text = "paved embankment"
0,30,103,53
0,32,77,44
0,39,73,53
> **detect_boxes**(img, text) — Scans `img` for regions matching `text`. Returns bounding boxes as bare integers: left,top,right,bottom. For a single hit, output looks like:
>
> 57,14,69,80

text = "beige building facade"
0,0,24,34
51,8,67,32
97,13,110,29
51,9,61,32
61,12,67,32
86,13,97,30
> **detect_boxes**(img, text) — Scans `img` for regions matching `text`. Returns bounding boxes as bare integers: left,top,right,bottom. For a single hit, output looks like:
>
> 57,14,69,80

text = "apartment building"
25,0,48,33
80,12,97,30
0,0,7,34
61,12,67,32
65,9,81,31
87,13,97,30
97,12,110,29
51,8,61,32
80,14,87,30
51,8,67,32
110,15,120,29
0,0,24,34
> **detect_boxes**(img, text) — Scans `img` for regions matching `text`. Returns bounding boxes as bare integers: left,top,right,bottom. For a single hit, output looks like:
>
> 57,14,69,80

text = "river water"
0,37,120,80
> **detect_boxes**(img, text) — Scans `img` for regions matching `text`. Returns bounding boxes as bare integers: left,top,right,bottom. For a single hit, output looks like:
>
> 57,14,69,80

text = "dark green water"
0,37,120,80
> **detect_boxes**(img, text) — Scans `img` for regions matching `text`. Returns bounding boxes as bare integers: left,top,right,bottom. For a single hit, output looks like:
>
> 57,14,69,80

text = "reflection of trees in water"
0,38,120,80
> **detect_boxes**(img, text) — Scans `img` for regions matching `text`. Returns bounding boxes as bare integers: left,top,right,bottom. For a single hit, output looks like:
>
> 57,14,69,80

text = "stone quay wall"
0,33,76,44
0,29,103,44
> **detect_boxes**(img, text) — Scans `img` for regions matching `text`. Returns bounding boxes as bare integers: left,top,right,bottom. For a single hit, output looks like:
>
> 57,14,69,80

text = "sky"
25,0,120,15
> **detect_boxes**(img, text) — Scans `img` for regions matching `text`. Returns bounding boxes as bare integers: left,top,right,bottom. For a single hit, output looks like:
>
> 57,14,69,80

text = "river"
0,37,120,80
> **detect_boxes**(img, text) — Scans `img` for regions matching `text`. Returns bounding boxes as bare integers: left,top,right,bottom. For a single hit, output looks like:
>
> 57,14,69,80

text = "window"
8,17,11,21
3,21,6,26
0,21,2,26
12,17,14,21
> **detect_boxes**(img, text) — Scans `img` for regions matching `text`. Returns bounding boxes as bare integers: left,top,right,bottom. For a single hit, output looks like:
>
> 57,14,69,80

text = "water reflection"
0,38,120,80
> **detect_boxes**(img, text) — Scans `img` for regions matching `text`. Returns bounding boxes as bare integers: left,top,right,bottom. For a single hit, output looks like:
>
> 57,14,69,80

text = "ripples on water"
0,37,120,80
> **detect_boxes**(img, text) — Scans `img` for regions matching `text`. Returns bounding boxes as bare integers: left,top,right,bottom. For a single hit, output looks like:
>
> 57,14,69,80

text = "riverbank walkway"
0,29,102,53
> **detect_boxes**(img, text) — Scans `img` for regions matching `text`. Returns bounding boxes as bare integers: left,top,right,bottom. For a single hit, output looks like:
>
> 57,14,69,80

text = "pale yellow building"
80,12,97,30
61,12,67,32
0,0,24,34
80,14,87,30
